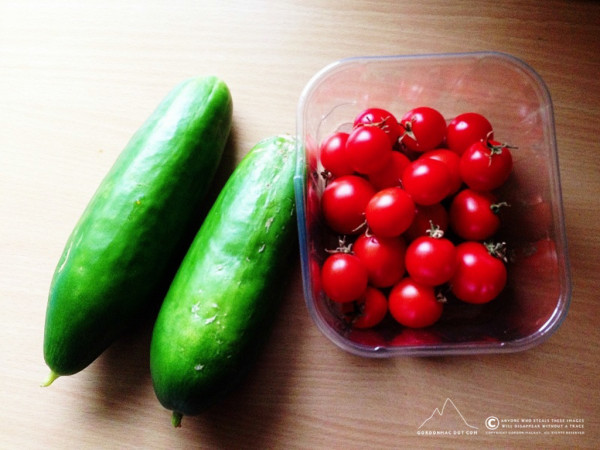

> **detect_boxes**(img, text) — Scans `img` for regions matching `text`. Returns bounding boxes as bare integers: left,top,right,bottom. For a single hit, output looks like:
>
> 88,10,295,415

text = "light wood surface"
2,1,599,448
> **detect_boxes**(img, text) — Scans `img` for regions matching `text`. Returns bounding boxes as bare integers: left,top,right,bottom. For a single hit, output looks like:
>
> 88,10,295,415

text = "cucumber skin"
150,135,297,419
44,76,233,376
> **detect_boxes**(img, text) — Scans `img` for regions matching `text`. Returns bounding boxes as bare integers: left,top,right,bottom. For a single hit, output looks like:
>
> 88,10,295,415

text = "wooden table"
2,1,598,448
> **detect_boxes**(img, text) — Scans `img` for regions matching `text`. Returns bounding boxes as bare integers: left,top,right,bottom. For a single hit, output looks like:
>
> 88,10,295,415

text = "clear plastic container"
294,52,571,357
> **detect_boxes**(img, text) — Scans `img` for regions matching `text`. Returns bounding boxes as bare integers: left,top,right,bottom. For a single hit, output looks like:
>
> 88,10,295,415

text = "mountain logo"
418,398,479,431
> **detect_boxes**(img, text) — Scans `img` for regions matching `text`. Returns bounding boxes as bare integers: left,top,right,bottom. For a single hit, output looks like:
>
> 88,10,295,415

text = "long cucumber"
150,135,297,427
43,76,233,383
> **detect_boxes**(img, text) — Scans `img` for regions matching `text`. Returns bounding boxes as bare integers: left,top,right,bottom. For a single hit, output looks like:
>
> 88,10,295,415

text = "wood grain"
1,1,599,448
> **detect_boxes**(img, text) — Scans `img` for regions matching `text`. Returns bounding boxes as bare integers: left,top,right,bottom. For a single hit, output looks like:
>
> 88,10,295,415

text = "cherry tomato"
402,158,452,205
321,175,375,235
305,178,321,235
309,254,322,299
388,328,441,346
346,328,387,347
419,148,462,195
365,187,415,237
367,151,411,190
508,238,560,331
353,233,407,287
403,203,449,242
319,131,354,178
350,287,389,329
399,106,447,152
446,112,494,155
405,230,457,286
459,139,513,191
449,189,507,241
353,107,402,146
388,277,444,328
450,241,507,304
321,252,368,303
346,125,393,174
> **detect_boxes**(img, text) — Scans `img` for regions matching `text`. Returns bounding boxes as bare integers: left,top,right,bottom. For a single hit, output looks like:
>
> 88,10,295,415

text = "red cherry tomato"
365,187,415,237
450,241,507,304
405,230,457,286
509,238,560,331
460,139,514,191
388,328,441,346
305,178,321,233
319,131,354,178
419,148,462,195
403,203,449,242
346,328,387,347
388,277,444,328
402,158,452,205
321,252,368,303
446,112,494,155
449,189,507,241
321,175,375,235
399,106,447,152
353,233,407,288
353,107,402,146
351,287,389,329
367,151,411,190
308,254,322,299
346,125,393,174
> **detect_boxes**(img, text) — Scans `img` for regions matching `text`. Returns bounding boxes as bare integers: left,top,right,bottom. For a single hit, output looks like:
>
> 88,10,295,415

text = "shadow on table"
180,258,307,447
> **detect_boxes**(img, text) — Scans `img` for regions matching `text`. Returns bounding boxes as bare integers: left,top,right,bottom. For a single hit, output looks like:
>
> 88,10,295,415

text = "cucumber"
149,135,297,427
43,76,233,383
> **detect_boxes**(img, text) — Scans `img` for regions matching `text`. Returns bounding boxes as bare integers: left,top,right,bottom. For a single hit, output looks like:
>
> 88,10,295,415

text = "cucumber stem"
172,411,183,428
41,370,60,387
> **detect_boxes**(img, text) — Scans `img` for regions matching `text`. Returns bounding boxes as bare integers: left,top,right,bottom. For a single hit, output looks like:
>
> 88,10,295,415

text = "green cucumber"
150,135,297,427
43,76,233,383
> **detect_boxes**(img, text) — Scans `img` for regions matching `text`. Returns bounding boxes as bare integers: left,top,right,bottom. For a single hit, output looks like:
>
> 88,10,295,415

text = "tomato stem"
398,119,416,145
486,140,517,166
325,236,353,254
357,115,394,132
351,220,368,234
426,220,445,239
320,169,333,186
484,241,508,262
435,291,448,304
490,201,510,214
